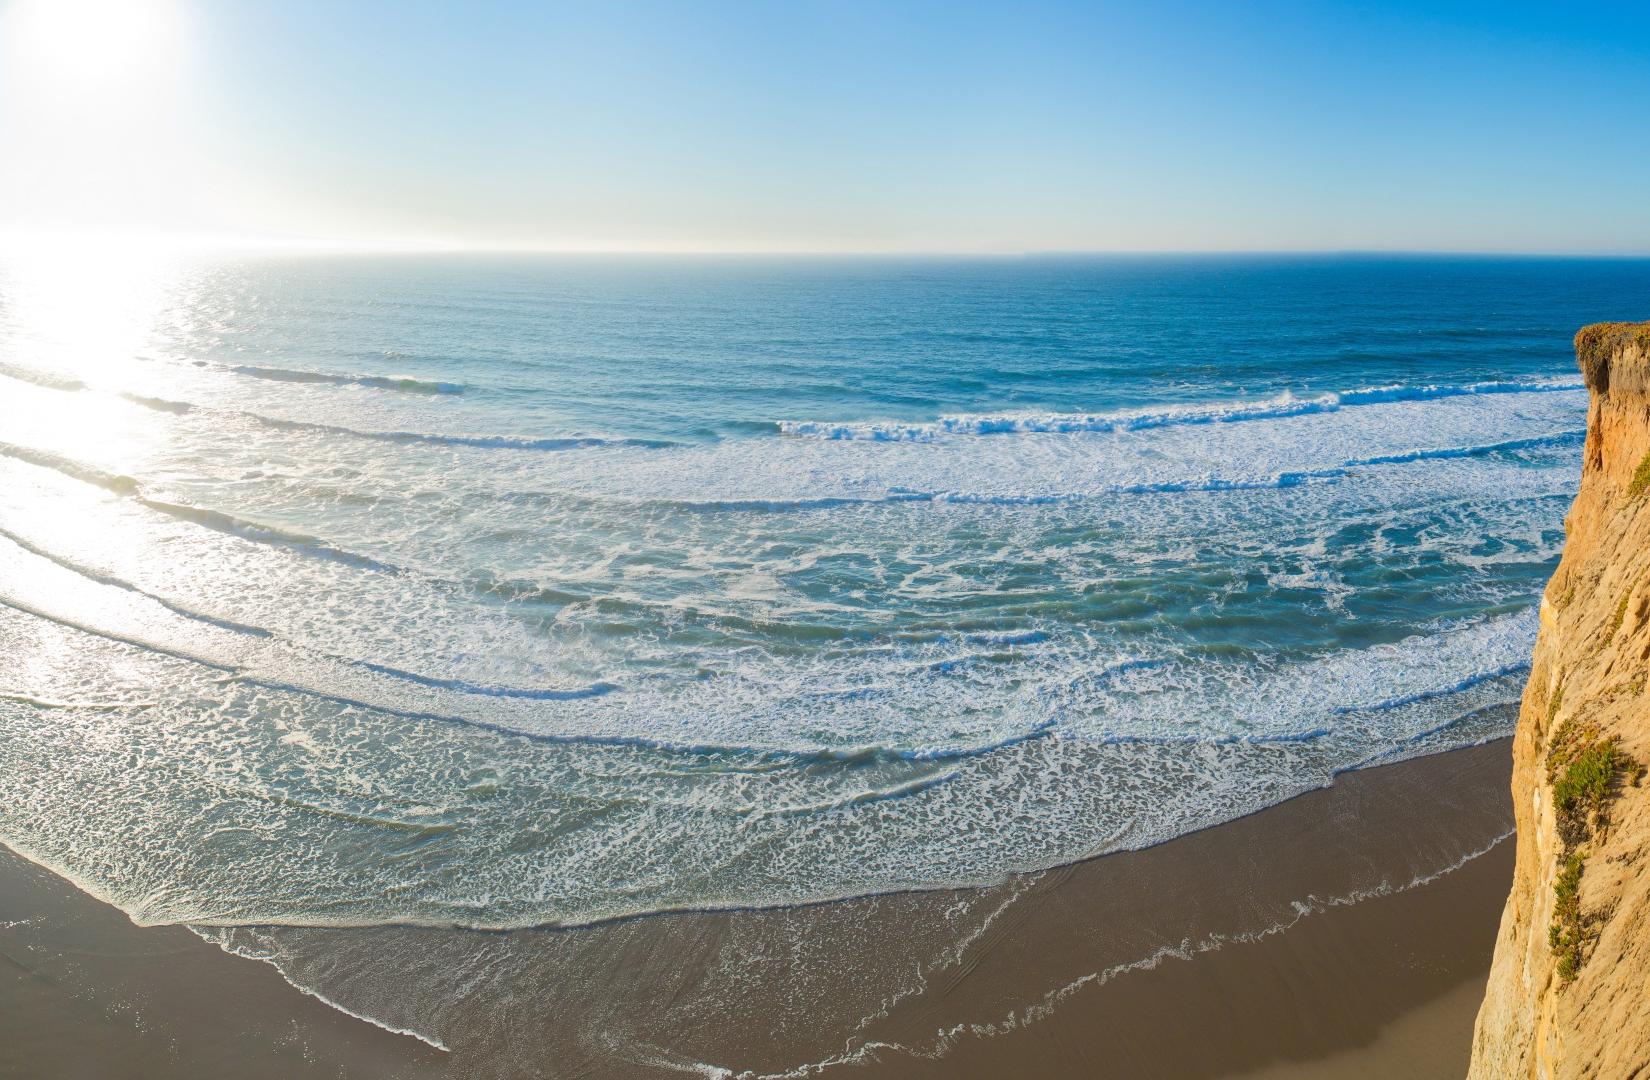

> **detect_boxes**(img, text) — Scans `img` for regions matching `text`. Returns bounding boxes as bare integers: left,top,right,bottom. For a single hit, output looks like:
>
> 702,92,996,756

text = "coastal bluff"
1471,323,1650,1077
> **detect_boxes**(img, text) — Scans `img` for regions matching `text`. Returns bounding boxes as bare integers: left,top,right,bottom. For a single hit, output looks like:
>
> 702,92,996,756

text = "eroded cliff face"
1471,323,1650,1078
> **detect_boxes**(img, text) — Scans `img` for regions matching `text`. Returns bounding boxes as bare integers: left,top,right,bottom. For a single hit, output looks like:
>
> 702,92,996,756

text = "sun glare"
0,239,185,383
4,0,181,91
0,0,204,240
0,238,185,494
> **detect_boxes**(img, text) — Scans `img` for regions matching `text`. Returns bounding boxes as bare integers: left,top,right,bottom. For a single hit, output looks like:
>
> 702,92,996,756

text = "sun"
1,0,204,240
3,0,183,94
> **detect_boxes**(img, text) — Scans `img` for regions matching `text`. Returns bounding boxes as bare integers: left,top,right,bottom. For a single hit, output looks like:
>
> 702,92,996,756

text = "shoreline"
2,738,1514,1078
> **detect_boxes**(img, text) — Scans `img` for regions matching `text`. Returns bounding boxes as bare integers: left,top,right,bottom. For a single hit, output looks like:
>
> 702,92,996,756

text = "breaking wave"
228,364,466,395
778,378,1584,441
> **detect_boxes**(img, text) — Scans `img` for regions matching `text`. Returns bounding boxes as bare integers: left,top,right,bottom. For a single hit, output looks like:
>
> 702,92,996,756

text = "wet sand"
1,739,1513,1078
0,848,442,1079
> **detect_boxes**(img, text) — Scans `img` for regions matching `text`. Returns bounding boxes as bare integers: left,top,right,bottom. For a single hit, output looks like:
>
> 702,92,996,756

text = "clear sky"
2,0,1649,253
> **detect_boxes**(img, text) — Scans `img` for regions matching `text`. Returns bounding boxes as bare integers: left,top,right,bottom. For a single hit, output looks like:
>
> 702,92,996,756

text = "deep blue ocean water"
0,253,1644,934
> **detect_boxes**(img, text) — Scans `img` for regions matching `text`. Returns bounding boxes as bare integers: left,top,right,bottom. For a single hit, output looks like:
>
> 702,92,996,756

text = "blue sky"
3,0,1649,252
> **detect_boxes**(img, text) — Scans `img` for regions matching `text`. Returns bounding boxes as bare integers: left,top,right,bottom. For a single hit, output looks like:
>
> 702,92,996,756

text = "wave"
12,420,1561,526
350,660,619,701
964,629,1049,646
777,378,1585,442
0,524,274,638
1335,379,1579,404
0,550,1533,941
0,689,152,711
1352,701,1522,770
1094,727,1333,747
46,376,664,453
0,593,241,677
0,355,624,453
118,392,194,413
0,361,86,392
1348,431,1584,467
0,438,477,619
0,559,1506,772
228,364,465,395
0,575,1350,770
251,660,619,711
1332,661,1530,714
0,589,619,740
4,473,1531,776
0,443,652,646
189,929,452,1053
0,418,1578,625
0,441,138,495
0,514,618,703
739,769,967,818
635,430,1585,512
244,412,673,451
131,498,407,575
202,662,1061,765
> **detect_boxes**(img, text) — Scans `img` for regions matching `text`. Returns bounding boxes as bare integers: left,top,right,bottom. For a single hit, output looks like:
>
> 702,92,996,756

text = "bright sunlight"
4,0,182,91
0,0,206,242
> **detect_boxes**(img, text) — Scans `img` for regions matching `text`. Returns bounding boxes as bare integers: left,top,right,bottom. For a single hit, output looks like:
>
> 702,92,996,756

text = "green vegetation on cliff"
1545,714,1642,980
1629,452,1650,501
1575,322,1650,393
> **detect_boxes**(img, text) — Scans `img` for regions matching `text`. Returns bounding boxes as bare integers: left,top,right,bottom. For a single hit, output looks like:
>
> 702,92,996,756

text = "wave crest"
228,365,465,395
778,378,1584,442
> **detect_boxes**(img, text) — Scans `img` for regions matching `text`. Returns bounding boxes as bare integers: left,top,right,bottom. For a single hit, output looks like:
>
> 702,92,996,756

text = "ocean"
0,252,1642,1070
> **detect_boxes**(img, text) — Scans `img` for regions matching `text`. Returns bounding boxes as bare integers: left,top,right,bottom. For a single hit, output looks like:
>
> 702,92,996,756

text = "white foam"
776,378,1583,442
0,365,1570,931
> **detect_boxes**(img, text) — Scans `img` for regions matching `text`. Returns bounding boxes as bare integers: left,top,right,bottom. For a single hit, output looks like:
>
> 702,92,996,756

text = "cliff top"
1574,321,1650,394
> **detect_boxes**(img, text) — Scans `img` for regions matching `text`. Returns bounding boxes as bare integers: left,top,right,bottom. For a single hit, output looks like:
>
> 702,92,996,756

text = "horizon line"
4,229,1650,260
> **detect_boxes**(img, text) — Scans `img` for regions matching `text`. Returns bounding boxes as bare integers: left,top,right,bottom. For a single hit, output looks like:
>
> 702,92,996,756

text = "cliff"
1470,323,1650,1077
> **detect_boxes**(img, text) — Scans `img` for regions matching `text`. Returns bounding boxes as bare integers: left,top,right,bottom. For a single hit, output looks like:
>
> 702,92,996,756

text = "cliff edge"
1471,323,1650,1077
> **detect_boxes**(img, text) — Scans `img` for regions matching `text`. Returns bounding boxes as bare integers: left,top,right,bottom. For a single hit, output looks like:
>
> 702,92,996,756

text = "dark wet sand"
872,790,1511,1080
0,848,443,1079
1,740,1513,1079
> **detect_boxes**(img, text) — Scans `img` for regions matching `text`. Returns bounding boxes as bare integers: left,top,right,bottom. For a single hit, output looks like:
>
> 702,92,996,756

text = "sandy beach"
2,738,1513,1079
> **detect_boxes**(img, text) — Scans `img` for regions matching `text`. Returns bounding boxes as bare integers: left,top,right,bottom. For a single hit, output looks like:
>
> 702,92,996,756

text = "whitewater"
0,253,1614,928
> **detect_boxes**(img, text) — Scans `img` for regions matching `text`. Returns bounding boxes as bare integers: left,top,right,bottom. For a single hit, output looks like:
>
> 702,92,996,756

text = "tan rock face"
1470,324,1650,1079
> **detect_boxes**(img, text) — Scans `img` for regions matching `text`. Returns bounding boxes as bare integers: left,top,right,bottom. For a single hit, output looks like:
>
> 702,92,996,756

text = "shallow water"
0,252,1638,1066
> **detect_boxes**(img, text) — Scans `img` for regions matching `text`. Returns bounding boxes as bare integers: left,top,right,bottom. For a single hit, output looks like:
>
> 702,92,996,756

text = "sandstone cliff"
1471,323,1650,1078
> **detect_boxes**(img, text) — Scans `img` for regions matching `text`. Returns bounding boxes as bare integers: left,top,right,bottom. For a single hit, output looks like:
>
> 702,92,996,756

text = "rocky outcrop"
1470,323,1650,1078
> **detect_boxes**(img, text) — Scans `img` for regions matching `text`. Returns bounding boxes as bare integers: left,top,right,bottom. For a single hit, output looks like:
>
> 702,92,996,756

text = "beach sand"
1,739,1512,1079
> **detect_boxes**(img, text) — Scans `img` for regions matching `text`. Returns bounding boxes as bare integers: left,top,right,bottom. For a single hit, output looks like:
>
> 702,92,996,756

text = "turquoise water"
0,253,1639,931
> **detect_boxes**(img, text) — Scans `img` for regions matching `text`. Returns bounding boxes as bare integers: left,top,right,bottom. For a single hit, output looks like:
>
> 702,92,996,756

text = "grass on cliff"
1548,714,1640,843
1608,577,1641,644
1545,713,1642,983
1630,451,1650,501
1575,321,1650,392
1553,739,1633,844
1550,850,1588,983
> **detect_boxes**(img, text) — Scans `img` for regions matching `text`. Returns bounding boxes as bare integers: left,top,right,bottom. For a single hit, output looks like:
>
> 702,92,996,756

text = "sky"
1,0,1649,254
